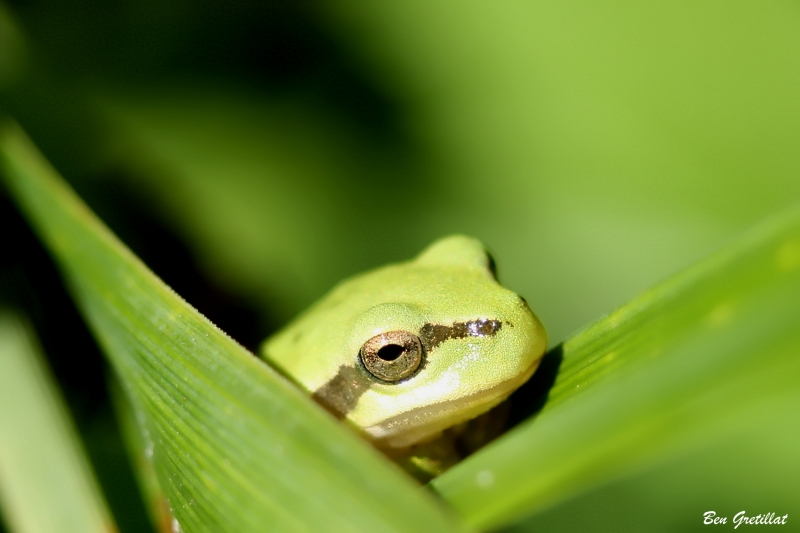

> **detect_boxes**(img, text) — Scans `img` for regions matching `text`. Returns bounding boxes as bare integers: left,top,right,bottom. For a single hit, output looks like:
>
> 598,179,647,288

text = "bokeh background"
2,1,799,531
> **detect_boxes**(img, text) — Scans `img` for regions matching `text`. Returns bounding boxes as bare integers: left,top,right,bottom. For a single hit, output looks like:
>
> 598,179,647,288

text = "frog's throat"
361,355,543,449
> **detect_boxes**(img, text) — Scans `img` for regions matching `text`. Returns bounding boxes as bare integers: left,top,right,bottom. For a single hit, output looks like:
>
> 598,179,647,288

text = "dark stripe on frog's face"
312,365,372,419
311,318,503,417
419,319,502,350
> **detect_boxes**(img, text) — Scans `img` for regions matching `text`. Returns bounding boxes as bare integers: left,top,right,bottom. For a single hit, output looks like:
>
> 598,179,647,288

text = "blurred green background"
1,1,799,531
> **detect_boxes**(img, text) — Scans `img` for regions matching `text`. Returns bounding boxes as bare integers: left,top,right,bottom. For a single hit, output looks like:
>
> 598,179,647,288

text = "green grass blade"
0,310,116,533
432,208,800,530
0,120,468,533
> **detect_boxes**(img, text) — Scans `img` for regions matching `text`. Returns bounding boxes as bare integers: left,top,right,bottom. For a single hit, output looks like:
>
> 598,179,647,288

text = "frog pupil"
377,344,405,361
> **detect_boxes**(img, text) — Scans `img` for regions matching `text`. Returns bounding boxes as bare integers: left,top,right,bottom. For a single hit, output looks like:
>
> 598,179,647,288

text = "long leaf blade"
433,208,800,530
0,120,467,533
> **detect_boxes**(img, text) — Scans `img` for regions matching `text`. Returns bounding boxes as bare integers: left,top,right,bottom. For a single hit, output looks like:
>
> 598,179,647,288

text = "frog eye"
359,331,423,382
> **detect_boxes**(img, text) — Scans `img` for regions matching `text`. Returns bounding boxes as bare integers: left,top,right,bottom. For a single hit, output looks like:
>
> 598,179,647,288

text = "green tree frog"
260,235,547,479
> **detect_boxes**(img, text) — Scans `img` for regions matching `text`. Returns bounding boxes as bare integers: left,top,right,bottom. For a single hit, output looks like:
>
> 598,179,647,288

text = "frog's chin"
361,356,542,449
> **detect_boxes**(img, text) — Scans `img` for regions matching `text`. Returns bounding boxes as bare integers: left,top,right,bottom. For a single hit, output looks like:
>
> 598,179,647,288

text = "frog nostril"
360,331,423,382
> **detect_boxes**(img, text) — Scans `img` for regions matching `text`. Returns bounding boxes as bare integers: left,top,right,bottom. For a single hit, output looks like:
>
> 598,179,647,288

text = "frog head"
261,235,547,448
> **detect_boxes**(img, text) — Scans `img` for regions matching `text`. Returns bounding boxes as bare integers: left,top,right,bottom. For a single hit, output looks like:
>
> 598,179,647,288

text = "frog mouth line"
362,355,543,448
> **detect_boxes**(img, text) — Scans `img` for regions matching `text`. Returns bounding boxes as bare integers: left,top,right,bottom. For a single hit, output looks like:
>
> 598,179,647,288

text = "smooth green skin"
261,236,547,448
